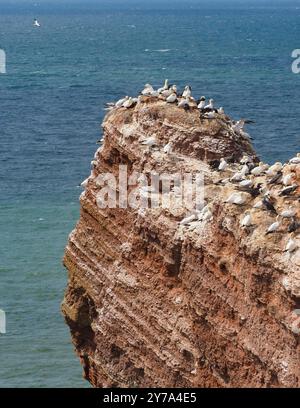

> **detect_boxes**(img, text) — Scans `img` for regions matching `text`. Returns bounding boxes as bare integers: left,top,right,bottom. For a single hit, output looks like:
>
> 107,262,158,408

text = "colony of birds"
102,80,300,256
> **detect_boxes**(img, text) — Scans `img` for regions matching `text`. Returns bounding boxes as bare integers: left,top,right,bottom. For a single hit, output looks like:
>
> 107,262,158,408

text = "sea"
0,0,300,387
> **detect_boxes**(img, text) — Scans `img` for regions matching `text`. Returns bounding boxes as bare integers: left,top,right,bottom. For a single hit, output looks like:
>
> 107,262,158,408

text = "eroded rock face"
62,98,300,388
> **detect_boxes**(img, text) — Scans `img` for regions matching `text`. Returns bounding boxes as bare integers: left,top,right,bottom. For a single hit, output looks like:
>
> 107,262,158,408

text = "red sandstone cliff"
62,97,300,388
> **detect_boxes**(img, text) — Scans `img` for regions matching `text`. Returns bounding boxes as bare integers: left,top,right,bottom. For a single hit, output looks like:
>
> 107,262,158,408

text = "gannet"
262,195,277,214
253,200,264,209
157,79,168,93
180,214,197,225
166,93,177,103
231,165,248,182
251,162,266,176
225,192,247,205
239,177,253,188
288,218,300,233
266,162,283,176
266,216,280,235
161,85,177,98
285,235,298,252
115,96,129,108
177,98,190,109
281,207,296,218
204,99,214,111
141,84,154,95
123,97,135,108
289,153,300,164
279,184,298,196
268,171,282,184
240,164,250,175
140,136,157,146
197,97,206,110
33,18,41,27
282,173,293,186
231,171,245,182
163,142,172,154
218,107,224,114
240,155,252,165
182,86,192,98
203,111,216,119
241,211,252,227
218,158,228,171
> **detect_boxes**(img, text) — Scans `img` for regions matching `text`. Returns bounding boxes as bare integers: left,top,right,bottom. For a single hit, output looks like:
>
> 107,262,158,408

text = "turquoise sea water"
1,0,300,387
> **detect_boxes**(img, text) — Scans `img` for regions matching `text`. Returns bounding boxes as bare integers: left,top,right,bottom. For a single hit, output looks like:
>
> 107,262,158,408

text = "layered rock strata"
62,97,300,388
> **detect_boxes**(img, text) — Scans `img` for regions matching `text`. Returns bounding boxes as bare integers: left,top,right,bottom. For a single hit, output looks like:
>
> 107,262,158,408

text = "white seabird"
163,142,172,154
166,93,177,103
251,162,266,176
177,98,190,109
157,79,169,93
180,214,197,225
33,18,41,27
115,96,129,108
240,211,252,227
239,177,253,188
123,97,135,108
182,85,192,98
140,136,157,146
285,235,298,253
161,85,177,98
218,158,228,171
218,107,224,114
266,216,280,235
203,111,216,119
282,173,293,186
281,206,296,218
266,162,283,176
289,153,300,164
141,83,154,96
225,192,247,205
204,99,214,111
197,96,206,110
253,200,264,209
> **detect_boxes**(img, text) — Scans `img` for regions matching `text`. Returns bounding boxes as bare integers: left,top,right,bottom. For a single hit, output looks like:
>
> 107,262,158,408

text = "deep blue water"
1,0,300,387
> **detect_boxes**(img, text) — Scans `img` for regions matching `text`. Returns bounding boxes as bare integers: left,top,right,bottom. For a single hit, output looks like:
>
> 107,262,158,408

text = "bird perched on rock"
157,79,169,94
180,214,197,225
284,234,298,253
289,153,300,164
218,158,228,171
281,206,296,219
251,162,266,176
182,85,192,98
141,83,154,95
288,217,300,233
163,142,172,155
140,136,157,146
266,215,280,235
240,211,253,227
266,162,283,176
177,98,190,110
279,184,298,197
166,93,177,103
203,111,216,119
203,99,214,112
197,96,206,110
123,97,135,108
268,171,282,185
225,192,247,205
262,195,277,214
114,96,129,108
